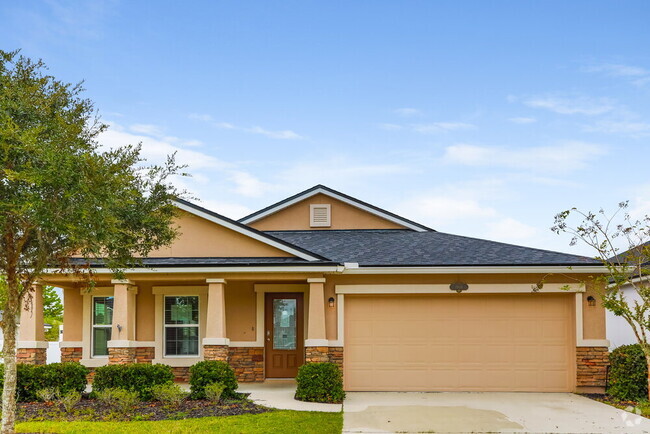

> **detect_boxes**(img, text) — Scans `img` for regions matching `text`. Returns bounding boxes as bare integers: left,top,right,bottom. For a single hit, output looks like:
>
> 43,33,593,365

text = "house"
20,185,609,392
606,242,649,349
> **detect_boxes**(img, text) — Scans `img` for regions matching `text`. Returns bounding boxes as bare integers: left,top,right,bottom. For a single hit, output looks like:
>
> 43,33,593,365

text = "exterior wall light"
450,282,469,293
328,297,336,308
587,296,596,307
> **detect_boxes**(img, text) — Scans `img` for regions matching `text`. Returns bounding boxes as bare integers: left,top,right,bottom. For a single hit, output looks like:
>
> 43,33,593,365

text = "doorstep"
239,380,342,413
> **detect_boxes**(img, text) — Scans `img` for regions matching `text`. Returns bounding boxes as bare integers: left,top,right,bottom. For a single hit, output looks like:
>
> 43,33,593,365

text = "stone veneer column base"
172,367,190,382
576,346,609,393
60,347,82,363
108,347,136,364
305,346,332,363
229,347,264,382
17,347,47,365
135,347,155,363
203,345,230,361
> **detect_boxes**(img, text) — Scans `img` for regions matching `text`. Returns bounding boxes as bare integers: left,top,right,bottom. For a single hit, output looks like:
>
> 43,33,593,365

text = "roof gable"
239,185,433,232
149,199,326,261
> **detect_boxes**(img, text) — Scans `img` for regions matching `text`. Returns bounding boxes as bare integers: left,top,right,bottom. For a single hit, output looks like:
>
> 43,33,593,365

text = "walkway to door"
238,380,342,413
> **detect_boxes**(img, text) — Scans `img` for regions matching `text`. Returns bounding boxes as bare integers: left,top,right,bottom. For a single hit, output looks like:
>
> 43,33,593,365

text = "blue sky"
2,1,650,256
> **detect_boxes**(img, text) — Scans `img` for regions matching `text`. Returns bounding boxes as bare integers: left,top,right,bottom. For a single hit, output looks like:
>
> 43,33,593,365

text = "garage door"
344,294,575,392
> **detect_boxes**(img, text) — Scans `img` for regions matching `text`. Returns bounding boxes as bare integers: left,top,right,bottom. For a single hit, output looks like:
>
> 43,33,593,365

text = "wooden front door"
265,293,304,378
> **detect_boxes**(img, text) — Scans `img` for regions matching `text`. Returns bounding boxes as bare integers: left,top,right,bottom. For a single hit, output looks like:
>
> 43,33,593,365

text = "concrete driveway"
344,392,650,433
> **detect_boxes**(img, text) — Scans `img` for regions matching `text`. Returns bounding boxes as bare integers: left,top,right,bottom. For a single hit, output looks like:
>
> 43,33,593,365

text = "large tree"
553,202,650,398
0,50,184,433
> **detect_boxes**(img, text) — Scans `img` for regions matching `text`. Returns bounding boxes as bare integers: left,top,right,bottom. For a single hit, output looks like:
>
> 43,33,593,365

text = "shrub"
609,344,648,401
36,387,59,403
58,390,81,412
151,383,188,407
0,362,88,402
204,382,225,403
295,362,345,403
189,361,238,399
96,387,140,413
92,363,174,401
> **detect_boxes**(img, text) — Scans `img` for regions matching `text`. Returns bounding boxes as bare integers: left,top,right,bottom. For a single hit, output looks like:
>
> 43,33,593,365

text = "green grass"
16,410,343,434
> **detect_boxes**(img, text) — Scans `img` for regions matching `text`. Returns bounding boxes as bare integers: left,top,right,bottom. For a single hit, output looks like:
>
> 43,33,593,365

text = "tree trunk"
647,354,650,401
1,281,19,434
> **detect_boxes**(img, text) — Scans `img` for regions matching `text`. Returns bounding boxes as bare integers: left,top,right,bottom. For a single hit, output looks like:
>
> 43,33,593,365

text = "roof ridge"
238,184,434,232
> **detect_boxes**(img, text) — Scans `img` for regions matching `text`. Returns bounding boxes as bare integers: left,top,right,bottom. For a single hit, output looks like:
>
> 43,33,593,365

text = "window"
310,204,331,227
92,296,113,357
164,296,199,356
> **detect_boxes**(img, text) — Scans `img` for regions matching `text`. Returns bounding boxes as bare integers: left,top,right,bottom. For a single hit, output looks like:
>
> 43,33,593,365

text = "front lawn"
17,410,343,433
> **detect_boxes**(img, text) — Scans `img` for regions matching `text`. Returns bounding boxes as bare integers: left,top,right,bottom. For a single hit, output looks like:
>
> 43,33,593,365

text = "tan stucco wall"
582,280,607,340
62,287,83,341
249,193,407,231
147,211,293,257
55,271,606,346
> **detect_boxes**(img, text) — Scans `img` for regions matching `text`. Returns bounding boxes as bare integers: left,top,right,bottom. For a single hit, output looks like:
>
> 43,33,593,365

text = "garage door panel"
344,294,575,392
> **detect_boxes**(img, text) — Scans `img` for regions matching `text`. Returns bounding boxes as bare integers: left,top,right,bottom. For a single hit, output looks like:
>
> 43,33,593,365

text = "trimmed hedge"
189,361,238,399
0,362,89,402
92,363,174,401
295,362,345,403
609,344,648,401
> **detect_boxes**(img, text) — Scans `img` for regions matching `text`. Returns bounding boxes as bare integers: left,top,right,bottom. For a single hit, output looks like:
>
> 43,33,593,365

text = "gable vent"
310,204,331,227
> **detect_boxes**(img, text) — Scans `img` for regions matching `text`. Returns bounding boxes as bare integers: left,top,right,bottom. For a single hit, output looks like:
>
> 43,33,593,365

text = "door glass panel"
273,299,296,350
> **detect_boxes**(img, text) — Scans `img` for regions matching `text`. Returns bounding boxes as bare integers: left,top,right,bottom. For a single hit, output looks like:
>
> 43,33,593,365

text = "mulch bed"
17,395,271,422
582,393,649,417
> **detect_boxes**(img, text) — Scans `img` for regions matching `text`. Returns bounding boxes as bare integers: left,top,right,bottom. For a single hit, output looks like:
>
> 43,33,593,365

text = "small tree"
0,50,185,433
552,202,650,398
43,285,63,341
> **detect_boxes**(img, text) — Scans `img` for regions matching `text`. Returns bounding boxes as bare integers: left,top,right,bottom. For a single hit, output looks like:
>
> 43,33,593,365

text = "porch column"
17,283,48,365
203,278,229,361
305,278,329,363
108,279,138,364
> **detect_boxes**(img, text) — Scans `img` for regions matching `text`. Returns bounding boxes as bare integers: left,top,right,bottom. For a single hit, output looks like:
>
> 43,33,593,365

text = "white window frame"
91,295,113,359
163,295,200,357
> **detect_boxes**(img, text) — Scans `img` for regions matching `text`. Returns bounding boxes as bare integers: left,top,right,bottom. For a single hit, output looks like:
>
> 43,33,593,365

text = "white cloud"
520,95,615,116
412,122,476,134
583,120,650,137
199,199,253,220
583,63,650,86
394,108,423,117
443,142,606,172
508,117,537,124
486,217,538,244
189,113,303,140
229,171,275,198
399,195,497,226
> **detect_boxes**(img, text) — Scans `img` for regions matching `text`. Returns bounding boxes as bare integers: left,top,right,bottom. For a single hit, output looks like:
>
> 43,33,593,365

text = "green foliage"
35,387,59,402
189,361,238,399
58,390,81,413
0,362,88,402
151,383,188,407
92,363,174,401
95,388,140,413
609,344,648,401
295,363,345,404
43,286,63,320
204,382,225,403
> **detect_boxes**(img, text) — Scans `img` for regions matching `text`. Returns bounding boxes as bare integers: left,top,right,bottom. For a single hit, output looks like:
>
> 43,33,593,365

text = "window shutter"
310,204,331,227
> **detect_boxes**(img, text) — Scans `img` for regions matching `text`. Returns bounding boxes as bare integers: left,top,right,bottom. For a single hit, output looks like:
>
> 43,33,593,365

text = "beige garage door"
344,294,575,392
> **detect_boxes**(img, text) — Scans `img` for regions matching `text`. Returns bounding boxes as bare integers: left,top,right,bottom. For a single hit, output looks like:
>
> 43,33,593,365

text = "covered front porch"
20,272,341,382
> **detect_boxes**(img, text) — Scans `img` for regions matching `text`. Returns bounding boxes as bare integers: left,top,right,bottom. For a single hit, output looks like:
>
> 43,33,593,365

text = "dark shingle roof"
266,229,601,267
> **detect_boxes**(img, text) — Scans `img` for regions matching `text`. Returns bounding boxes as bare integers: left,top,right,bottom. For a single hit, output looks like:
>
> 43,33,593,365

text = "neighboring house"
606,242,649,349
21,185,609,392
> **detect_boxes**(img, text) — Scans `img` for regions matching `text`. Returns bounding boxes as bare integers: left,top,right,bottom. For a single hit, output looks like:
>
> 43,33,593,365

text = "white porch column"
203,279,229,360
17,283,48,364
107,279,138,363
306,278,327,345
